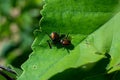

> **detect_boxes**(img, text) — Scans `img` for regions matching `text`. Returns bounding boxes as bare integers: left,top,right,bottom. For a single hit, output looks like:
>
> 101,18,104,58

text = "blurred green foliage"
0,0,43,69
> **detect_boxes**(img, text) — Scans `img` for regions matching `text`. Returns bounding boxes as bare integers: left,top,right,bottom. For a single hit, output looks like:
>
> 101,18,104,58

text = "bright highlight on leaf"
18,0,120,80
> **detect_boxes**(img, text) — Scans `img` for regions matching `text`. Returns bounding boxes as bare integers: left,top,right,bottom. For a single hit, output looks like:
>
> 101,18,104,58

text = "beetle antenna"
66,33,69,39
45,32,52,39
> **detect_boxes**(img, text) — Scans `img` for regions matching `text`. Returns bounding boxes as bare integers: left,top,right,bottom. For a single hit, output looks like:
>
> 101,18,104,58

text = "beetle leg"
47,40,52,49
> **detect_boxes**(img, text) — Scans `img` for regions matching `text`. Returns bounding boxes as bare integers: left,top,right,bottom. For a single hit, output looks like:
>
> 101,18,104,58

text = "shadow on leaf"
49,53,111,80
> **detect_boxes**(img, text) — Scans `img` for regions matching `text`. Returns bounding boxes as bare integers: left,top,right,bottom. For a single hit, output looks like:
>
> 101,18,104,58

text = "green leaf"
18,0,120,80
40,0,119,34
106,12,120,73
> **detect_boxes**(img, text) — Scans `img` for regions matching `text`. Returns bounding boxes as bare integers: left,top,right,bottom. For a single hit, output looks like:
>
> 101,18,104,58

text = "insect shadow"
53,41,74,53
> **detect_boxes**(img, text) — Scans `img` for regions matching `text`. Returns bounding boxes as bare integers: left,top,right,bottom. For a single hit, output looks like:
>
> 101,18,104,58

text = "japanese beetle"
46,32,60,43
60,33,71,46
46,32,61,48
50,32,60,42
60,39,71,46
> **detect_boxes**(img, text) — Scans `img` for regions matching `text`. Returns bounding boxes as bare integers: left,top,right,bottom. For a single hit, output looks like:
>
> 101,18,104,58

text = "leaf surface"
18,0,120,80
